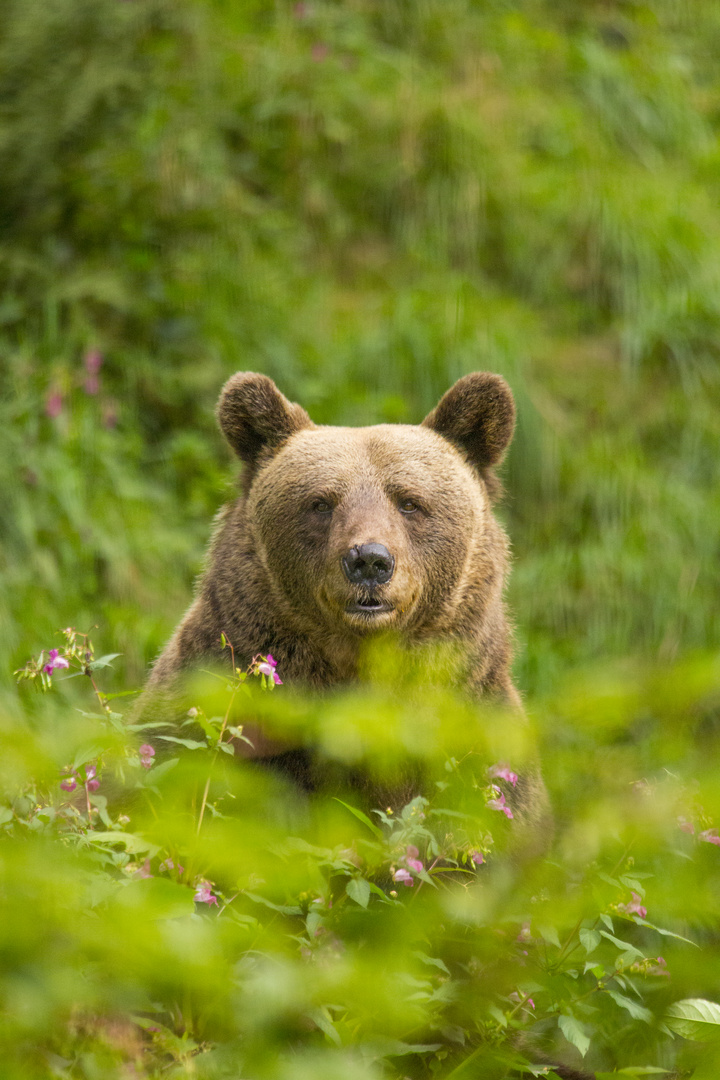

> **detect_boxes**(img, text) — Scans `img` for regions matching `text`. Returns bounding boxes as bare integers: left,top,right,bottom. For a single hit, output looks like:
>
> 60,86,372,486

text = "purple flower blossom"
487,786,514,819
139,744,155,769
678,817,695,834
60,777,77,793
257,654,283,684
45,392,63,419
490,764,518,787
700,828,720,846
133,858,152,880
618,891,647,919
393,868,414,887
84,349,103,374
471,850,484,865
194,882,219,905
43,648,70,675
159,858,185,875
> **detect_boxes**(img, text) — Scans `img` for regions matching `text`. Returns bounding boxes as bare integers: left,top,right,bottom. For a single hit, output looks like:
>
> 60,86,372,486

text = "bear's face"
217,372,516,638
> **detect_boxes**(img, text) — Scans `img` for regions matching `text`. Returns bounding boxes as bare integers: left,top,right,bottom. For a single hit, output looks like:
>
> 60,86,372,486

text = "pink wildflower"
700,828,720,846
45,391,63,419
471,850,484,865
678,817,695,834
60,777,77,793
257,654,283,684
84,349,103,374
618,891,647,919
159,858,185,875
404,845,423,874
194,883,219,905
139,744,155,769
490,764,518,787
43,648,70,675
487,786,514,819
133,858,152,880
393,868,414,887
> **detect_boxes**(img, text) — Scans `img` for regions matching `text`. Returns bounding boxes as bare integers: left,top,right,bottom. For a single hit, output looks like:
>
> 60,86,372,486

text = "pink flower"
60,777,77,793
45,392,63,419
487,787,514,819
139,744,155,769
84,349,103,374
43,648,70,675
678,817,695,834
194,883,218,905
509,991,535,1010
87,778,100,791
618,891,647,919
490,764,518,787
393,868,414,887
700,828,720,846
257,654,283,684
159,859,185,875
471,850,484,865
133,858,152,880
404,845,423,874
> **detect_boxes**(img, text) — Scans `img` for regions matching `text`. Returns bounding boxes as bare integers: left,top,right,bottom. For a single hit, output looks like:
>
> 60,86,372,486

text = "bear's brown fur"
147,370,521,705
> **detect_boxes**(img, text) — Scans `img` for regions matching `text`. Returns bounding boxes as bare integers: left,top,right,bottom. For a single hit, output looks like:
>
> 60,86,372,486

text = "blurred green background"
2,0,719,692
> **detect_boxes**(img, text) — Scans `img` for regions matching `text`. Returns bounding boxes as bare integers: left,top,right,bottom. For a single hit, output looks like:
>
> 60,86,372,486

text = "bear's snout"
341,543,395,587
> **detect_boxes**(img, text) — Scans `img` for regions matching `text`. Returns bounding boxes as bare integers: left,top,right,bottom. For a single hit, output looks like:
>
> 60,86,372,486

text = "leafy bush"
4,632,720,1078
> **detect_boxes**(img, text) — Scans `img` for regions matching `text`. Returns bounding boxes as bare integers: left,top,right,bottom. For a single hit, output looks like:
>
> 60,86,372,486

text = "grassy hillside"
1,0,719,690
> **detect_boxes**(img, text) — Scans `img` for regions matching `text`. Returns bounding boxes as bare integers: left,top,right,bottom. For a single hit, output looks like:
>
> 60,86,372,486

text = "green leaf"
413,950,450,974
72,741,111,770
538,923,561,948
346,877,371,908
157,735,208,749
81,832,158,855
580,928,601,954
599,913,614,932
333,798,384,839
607,990,654,1023
558,1014,590,1057
86,653,122,670
599,930,644,960
0,807,13,825
113,878,195,920
665,998,720,1041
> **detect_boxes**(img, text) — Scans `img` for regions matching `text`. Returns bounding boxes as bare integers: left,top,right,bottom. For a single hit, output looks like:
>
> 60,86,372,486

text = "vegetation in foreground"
3,631,720,1078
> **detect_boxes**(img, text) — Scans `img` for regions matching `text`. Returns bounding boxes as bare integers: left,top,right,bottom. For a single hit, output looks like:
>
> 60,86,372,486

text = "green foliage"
4,638,720,1078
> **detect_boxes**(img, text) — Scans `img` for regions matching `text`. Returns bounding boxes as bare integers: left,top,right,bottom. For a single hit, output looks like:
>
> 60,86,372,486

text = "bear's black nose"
341,543,395,586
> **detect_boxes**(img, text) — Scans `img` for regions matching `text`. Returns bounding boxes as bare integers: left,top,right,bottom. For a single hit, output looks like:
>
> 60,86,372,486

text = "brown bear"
147,370,521,704
140,371,548,824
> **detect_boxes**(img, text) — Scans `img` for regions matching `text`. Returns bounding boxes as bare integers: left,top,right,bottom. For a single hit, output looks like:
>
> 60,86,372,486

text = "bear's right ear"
216,372,314,465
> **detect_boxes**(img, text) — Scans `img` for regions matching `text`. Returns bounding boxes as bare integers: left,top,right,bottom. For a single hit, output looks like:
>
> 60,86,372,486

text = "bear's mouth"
345,598,394,616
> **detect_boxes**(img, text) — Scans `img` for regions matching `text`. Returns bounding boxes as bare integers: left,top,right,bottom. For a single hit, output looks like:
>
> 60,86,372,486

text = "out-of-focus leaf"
346,877,371,908
333,798,384,839
665,999,720,1041
559,1014,591,1057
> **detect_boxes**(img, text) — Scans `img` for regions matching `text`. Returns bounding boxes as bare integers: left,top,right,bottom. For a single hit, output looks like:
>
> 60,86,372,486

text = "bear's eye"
311,499,333,514
398,498,419,515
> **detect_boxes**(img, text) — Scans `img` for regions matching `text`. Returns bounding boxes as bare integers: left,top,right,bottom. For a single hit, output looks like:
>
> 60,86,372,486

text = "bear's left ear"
217,372,314,466
422,372,516,470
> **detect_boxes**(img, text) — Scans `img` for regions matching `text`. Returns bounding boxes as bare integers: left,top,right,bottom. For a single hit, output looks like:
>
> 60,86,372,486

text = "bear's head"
217,372,515,637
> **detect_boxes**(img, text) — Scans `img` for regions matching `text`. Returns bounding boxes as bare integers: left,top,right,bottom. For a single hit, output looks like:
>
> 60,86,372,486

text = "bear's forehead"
267,424,476,490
